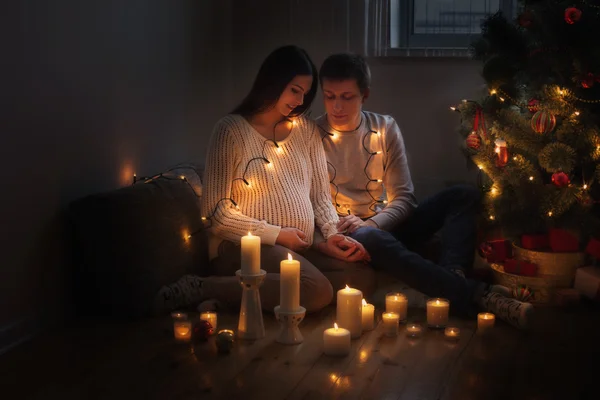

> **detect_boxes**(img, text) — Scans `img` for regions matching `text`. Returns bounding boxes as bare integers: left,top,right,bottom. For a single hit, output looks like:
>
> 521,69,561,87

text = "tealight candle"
385,292,408,322
171,311,188,320
361,299,375,331
405,323,423,338
323,323,351,356
382,312,399,337
426,298,449,328
200,311,218,333
336,285,363,339
444,326,461,341
173,320,192,342
477,312,495,333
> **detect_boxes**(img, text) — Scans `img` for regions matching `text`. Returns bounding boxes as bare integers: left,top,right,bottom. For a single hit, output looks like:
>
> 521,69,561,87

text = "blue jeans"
350,185,484,316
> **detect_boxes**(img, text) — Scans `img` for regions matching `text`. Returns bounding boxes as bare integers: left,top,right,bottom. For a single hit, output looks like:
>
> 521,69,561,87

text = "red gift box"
585,237,600,260
521,234,549,250
549,228,580,252
504,258,538,276
486,239,512,262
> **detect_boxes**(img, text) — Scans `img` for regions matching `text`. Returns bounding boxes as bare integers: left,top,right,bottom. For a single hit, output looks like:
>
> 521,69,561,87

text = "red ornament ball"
193,320,214,342
531,110,556,134
466,131,481,151
518,10,534,28
527,98,540,113
581,73,595,88
552,172,570,188
565,7,582,24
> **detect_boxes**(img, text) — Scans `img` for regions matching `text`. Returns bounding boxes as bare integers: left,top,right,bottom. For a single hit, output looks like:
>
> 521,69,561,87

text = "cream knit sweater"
202,114,339,259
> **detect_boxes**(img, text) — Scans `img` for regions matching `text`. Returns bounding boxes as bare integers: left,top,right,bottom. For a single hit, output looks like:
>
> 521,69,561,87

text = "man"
315,53,533,329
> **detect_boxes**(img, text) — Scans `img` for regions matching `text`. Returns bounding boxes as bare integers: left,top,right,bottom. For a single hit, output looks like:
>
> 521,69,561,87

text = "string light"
583,184,588,190
529,176,534,181
548,211,553,217
489,215,495,220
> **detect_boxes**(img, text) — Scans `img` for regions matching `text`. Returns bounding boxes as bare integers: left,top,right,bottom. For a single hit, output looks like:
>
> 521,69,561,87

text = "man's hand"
337,214,378,234
317,234,370,263
276,227,309,253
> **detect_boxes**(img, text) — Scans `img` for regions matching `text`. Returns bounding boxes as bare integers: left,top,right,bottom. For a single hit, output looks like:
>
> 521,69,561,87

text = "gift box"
481,239,512,263
574,266,600,301
521,234,549,250
554,288,581,307
585,237,600,260
549,228,580,252
503,258,538,277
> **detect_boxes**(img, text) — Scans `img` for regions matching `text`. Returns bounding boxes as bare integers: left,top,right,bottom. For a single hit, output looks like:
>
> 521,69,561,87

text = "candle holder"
273,305,306,344
235,269,267,340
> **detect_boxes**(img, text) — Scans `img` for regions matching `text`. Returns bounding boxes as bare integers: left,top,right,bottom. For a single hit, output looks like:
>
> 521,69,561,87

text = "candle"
385,292,408,322
405,323,423,338
477,312,495,333
444,326,461,341
241,231,261,275
173,320,192,342
361,299,375,331
200,311,218,333
426,298,450,328
170,311,188,320
323,323,351,356
336,285,363,339
382,312,399,337
216,329,235,354
280,253,300,312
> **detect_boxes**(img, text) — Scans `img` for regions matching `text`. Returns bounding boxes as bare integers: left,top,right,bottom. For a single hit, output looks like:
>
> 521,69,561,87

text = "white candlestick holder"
274,305,306,344
235,269,267,340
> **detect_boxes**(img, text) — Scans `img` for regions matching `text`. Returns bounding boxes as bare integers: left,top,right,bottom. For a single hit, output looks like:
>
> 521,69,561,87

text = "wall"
0,0,232,353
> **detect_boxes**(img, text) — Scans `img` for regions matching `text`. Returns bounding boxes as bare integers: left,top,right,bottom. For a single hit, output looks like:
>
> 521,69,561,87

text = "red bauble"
527,98,540,113
495,139,508,168
193,320,214,342
581,73,595,88
552,172,570,187
518,10,534,27
466,131,481,151
531,110,556,134
565,7,582,24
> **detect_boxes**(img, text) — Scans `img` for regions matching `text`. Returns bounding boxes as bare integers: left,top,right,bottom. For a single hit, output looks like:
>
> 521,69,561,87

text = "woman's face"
275,75,313,116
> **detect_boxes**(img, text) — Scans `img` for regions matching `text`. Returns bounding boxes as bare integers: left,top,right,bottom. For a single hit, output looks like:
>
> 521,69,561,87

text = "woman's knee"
301,270,333,313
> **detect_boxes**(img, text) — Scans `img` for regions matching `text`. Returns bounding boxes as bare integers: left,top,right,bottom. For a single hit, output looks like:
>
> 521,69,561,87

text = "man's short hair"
319,53,371,94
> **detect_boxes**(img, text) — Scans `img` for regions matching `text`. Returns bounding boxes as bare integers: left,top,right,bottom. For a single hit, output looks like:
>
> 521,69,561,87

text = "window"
389,0,517,56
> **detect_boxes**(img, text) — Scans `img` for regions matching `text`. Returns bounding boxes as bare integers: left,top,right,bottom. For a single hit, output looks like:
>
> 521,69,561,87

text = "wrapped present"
480,239,512,263
554,288,581,307
585,237,600,260
574,266,600,301
504,258,538,277
549,228,580,252
521,233,549,250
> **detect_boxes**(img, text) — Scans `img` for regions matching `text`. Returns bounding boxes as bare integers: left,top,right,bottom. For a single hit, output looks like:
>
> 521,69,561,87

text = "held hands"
276,227,310,253
317,234,371,263
337,214,377,234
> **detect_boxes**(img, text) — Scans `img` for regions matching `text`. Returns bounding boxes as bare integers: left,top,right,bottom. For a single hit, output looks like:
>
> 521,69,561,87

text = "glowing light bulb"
499,97,505,102
548,211,553,217
376,151,382,154
529,176,534,181
276,146,283,154
449,106,456,111
489,89,497,95
583,184,588,190
376,131,381,135
377,179,383,183
201,216,206,221
478,165,483,170
489,215,495,220
513,156,517,161
574,111,580,116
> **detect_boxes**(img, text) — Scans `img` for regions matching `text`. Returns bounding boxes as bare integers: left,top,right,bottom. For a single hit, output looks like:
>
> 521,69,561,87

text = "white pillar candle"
361,299,375,331
444,326,461,341
477,312,495,333
385,292,408,322
336,285,363,339
199,311,218,333
241,232,261,275
280,253,300,312
173,320,192,342
382,312,399,337
426,298,450,328
323,323,351,356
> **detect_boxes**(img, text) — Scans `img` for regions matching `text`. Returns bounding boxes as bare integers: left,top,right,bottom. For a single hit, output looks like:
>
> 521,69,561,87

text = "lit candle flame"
435,300,441,305
345,284,351,290
334,323,338,330
248,231,252,236
362,299,367,306
288,253,293,261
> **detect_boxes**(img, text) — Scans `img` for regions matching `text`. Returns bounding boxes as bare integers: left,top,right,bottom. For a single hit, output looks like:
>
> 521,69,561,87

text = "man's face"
322,79,367,131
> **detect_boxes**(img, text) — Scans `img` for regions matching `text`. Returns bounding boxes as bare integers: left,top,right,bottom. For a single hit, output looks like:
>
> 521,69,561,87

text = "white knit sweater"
202,114,339,259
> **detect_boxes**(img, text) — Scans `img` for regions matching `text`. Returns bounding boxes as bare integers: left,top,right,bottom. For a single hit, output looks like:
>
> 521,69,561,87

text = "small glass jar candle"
444,326,461,341
216,329,235,354
200,311,218,333
426,298,449,328
382,312,400,337
173,320,192,342
477,312,495,333
405,323,423,338
385,292,408,322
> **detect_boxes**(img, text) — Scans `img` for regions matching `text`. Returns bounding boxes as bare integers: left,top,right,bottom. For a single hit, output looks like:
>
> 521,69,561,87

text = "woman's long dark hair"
232,45,318,118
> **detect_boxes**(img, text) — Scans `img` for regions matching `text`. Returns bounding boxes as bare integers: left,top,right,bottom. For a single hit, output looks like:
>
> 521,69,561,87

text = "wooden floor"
1,303,598,400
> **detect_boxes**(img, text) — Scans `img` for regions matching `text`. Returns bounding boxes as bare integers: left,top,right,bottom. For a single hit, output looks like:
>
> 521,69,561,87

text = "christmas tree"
454,0,600,241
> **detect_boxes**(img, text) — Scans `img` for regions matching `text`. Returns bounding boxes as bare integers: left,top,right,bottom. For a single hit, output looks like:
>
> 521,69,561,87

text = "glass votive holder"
216,329,235,354
171,311,188,320
385,292,408,322
382,312,400,337
200,311,218,333
173,320,192,342
477,312,495,334
444,326,461,341
426,298,449,328
405,323,423,338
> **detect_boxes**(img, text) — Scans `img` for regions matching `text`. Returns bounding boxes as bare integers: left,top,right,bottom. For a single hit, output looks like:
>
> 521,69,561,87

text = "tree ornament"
565,7,582,24
495,139,508,168
192,320,214,342
518,10,534,28
531,110,556,134
512,285,533,302
466,131,482,152
527,98,540,113
581,73,595,88
551,172,570,187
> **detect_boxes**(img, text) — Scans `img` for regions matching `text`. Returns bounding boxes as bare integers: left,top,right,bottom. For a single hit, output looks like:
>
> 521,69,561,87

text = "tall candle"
426,298,450,328
361,299,375,331
323,323,351,356
477,312,495,333
385,292,408,322
173,320,192,342
200,311,218,333
280,253,300,312
241,232,261,275
382,312,399,337
336,285,363,339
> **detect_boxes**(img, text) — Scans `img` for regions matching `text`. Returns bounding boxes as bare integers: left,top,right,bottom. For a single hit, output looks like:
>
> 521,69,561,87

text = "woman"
155,45,370,314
